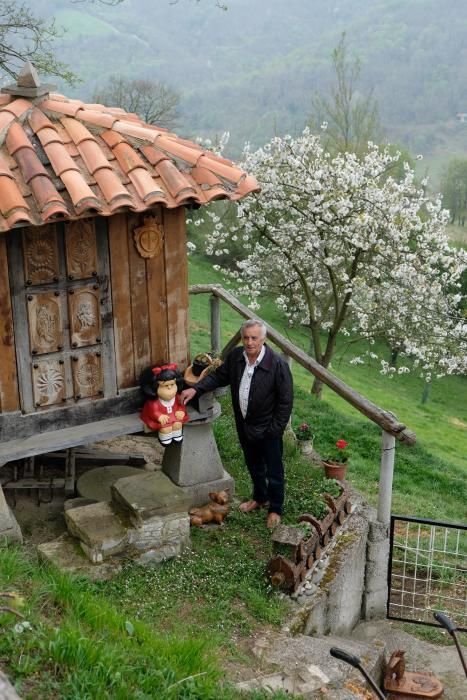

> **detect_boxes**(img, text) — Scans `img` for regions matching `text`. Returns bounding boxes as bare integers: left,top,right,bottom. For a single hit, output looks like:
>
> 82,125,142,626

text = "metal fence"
388,515,467,631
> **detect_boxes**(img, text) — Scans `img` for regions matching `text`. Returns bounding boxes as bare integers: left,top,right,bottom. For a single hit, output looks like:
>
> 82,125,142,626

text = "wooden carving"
133,216,164,258
27,293,64,355
71,352,102,399
65,219,97,280
22,225,59,285
68,286,101,348
32,359,66,407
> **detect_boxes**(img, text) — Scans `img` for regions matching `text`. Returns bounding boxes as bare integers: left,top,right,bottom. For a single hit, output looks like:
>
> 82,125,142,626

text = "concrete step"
236,632,385,698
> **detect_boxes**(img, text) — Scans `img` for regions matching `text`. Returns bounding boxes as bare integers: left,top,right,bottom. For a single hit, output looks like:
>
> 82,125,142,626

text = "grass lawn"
0,251,465,698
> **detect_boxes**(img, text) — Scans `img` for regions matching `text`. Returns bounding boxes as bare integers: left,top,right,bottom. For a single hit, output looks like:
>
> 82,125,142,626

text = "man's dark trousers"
237,424,285,515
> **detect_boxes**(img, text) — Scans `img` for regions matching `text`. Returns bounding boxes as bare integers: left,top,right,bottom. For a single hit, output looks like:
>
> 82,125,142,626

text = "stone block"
130,512,190,551
111,471,191,526
64,501,129,560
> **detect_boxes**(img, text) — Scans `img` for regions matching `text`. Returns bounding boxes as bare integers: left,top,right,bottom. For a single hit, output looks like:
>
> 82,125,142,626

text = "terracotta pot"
323,460,347,481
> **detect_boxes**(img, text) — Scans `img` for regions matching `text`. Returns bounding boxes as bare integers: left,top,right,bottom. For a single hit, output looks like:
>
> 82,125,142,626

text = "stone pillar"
0,484,22,544
362,515,390,619
162,392,234,506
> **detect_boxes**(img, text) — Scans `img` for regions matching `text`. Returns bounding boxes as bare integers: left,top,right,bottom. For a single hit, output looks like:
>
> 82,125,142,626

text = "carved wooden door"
8,218,116,413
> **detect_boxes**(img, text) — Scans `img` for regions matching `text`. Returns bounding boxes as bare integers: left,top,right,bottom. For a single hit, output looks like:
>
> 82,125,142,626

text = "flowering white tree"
205,130,467,395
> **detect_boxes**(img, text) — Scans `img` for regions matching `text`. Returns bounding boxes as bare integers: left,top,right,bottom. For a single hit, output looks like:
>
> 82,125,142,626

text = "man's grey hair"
240,319,267,339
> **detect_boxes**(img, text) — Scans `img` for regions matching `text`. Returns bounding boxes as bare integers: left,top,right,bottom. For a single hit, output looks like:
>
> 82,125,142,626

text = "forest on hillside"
8,1,467,179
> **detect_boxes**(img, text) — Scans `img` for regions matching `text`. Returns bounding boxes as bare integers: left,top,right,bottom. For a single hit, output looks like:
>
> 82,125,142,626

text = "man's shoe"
266,512,281,529
239,500,266,513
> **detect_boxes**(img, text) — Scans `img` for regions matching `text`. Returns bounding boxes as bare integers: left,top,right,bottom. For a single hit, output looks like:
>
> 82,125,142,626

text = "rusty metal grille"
388,515,467,631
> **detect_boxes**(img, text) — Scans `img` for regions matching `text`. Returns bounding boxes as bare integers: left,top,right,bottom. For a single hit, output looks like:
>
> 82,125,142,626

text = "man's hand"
180,388,196,405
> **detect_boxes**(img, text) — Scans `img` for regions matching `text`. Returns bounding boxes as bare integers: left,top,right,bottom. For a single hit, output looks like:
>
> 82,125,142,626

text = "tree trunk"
389,347,399,368
421,381,432,405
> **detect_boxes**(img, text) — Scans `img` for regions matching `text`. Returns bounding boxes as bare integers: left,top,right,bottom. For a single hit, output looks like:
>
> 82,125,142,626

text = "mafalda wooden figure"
140,364,189,446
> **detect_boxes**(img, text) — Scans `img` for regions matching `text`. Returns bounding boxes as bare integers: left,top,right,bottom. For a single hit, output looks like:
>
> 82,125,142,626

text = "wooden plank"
189,284,416,444
7,231,35,412
108,214,135,389
0,387,142,442
0,413,144,466
145,206,169,365
95,217,118,397
127,213,151,381
163,208,189,367
0,235,19,412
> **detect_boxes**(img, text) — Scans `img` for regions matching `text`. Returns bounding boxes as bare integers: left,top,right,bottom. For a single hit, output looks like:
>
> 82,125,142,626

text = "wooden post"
377,430,396,525
281,353,293,434
210,294,221,355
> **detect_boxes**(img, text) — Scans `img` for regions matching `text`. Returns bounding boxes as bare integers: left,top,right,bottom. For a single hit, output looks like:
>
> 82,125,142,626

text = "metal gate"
388,515,466,631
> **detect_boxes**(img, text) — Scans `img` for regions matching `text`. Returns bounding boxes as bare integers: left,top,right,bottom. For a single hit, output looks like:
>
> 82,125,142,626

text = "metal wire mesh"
388,515,467,631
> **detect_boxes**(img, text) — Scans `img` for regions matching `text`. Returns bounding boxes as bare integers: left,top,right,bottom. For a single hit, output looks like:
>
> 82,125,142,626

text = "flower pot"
323,460,347,481
299,439,314,456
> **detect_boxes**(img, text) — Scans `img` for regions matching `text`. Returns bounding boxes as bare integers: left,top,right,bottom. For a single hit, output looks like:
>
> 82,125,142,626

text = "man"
180,319,293,528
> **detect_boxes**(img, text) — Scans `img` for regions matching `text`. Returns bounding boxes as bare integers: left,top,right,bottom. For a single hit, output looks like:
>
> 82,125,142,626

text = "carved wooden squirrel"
189,491,230,528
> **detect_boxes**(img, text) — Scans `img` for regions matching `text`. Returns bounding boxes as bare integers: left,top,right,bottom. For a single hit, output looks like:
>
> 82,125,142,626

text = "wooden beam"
189,284,416,444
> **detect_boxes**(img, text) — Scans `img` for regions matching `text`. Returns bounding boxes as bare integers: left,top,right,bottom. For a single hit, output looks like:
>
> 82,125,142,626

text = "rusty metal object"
384,650,444,698
267,485,352,593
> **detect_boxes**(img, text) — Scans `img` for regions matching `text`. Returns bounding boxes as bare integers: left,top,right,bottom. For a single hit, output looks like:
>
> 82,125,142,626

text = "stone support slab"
111,471,191,526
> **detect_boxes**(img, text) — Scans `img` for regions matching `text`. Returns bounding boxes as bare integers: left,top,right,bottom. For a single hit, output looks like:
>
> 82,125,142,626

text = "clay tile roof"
0,85,259,231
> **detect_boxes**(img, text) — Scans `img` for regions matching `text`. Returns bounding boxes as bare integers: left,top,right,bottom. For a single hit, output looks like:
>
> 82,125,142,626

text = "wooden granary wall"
0,207,188,442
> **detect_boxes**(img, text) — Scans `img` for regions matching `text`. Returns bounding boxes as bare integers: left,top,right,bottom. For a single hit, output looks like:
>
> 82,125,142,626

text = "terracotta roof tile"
128,168,166,203
2,98,32,118
0,89,259,230
0,110,15,133
42,141,79,177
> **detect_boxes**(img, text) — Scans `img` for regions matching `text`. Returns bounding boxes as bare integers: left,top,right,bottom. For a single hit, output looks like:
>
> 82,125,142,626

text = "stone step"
111,470,191,526
37,533,123,581
64,501,131,563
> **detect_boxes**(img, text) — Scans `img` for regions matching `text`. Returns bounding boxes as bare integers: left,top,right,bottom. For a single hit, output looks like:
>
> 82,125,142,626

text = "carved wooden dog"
189,491,230,528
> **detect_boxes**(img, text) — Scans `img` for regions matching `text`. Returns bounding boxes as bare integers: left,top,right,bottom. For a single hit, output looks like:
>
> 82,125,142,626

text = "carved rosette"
72,353,102,399
32,360,66,407
133,216,164,258
65,219,97,279
22,225,59,284
68,286,101,347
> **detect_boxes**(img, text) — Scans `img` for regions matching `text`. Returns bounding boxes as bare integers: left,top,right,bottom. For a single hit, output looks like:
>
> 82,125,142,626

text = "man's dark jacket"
191,344,293,441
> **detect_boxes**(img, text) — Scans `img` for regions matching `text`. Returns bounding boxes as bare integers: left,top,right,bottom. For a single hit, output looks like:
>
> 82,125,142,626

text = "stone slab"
64,501,130,560
239,632,385,698
174,469,234,508
37,533,122,581
76,465,144,502
111,471,191,526
130,512,190,551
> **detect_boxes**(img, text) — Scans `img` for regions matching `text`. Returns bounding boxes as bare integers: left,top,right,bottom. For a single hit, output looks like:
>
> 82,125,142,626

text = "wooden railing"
189,283,417,526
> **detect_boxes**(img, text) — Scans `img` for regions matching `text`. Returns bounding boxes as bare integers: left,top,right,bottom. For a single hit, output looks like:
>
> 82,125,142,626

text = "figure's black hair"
139,365,184,399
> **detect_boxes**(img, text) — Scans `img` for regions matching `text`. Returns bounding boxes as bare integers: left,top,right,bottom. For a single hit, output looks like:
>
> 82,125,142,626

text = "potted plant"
295,422,314,455
322,439,350,481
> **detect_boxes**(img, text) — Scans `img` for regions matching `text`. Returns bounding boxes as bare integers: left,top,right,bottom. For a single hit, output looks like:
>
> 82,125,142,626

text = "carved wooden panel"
65,219,98,280
68,286,101,348
71,352,103,399
22,225,59,285
32,359,66,407
27,292,64,355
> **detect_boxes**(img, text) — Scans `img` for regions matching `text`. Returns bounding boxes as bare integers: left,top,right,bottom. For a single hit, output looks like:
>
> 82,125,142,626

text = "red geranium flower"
336,439,349,450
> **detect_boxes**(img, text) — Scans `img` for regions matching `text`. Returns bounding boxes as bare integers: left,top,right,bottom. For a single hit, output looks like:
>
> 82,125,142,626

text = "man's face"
242,325,265,360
